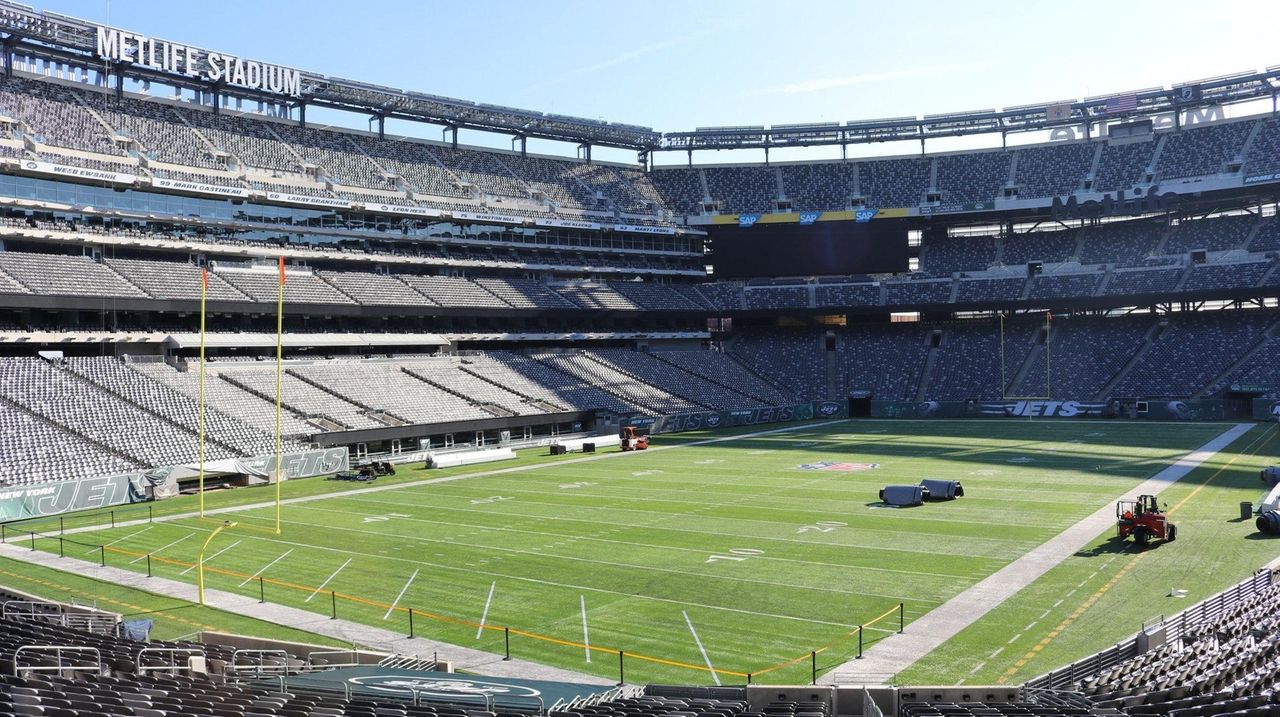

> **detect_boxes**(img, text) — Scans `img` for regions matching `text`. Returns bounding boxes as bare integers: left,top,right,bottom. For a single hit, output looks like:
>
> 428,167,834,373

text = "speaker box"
550,444,567,456
583,442,596,453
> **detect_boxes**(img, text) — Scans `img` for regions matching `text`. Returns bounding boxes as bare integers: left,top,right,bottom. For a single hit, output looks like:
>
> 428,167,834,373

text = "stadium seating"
1155,121,1251,181
860,157,930,207
1094,141,1155,192
1111,312,1273,398
729,329,826,401
1013,142,1093,198
838,323,931,400
936,151,1010,203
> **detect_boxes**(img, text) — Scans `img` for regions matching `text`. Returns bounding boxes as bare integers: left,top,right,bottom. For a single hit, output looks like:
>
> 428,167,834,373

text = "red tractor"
620,426,649,451
1116,494,1177,546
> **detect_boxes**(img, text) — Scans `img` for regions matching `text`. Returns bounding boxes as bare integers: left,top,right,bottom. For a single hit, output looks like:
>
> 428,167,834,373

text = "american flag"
1106,94,1138,115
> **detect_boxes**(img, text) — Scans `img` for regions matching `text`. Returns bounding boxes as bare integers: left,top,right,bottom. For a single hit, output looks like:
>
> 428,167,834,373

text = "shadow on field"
1073,537,1134,558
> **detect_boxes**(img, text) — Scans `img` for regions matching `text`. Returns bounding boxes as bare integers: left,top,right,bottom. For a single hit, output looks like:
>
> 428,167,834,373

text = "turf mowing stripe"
305,558,352,603
177,540,242,576
384,568,419,620
238,548,294,587
171,517,869,628
334,494,1031,562
228,511,947,603
683,610,719,686
284,501,986,582
476,580,496,639
56,419,851,540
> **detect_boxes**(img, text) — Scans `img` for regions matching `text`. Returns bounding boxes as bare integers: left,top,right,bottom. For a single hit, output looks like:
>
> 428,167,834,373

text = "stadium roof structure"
0,1,1278,156
0,1,661,150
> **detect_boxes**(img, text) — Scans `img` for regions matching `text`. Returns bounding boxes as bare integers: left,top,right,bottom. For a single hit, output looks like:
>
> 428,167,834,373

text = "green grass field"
4,419,1277,686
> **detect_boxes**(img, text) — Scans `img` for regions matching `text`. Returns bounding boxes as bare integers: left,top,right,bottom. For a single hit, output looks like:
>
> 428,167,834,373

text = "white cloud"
754,62,993,96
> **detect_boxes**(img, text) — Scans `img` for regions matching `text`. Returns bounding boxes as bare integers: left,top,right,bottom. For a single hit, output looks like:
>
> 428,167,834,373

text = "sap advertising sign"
96,26,303,97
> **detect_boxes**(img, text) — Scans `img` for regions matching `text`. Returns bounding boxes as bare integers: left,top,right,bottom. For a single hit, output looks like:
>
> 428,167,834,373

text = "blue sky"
37,0,1280,163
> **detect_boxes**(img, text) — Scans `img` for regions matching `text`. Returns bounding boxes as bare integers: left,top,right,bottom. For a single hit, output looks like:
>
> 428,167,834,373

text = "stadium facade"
0,1,1277,486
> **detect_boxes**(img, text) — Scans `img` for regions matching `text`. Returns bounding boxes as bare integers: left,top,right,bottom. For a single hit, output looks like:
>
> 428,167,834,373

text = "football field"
5,419,1272,686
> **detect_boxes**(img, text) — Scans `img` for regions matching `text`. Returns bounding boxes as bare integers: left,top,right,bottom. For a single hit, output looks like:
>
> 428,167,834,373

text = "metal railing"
12,645,100,677
135,647,206,675
229,648,291,677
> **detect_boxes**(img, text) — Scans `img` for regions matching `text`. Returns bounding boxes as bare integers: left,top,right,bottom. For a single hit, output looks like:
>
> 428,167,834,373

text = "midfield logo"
798,461,880,472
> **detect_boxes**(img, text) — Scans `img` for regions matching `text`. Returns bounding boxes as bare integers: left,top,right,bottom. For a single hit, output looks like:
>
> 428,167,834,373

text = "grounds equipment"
620,426,649,451
1117,494,1177,546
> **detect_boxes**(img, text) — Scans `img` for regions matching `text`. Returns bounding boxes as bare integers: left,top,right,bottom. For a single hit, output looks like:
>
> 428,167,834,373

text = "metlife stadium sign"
95,26,303,97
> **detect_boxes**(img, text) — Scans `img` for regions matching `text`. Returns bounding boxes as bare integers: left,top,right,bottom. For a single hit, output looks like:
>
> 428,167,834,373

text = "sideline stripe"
238,549,294,587
994,423,1276,683
580,595,591,663
88,526,153,554
820,422,1253,684
305,558,351,603
683,610,720,686
128,534,192,564
476,581,496,640
384,569,419,620
177,540,241,576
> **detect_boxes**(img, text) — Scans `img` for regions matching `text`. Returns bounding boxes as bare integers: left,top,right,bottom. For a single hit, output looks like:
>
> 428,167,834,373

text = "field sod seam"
278,500,999,583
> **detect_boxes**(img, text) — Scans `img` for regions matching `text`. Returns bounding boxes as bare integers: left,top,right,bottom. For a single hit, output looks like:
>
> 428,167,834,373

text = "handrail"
2,600,63,620
229,648,292,677
12,645,101,676
135,646,205,675
306,649,365,670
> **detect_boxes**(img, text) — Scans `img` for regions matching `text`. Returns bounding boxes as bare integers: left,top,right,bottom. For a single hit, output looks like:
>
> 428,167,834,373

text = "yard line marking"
580,595,591,663
384,569,419,620
821,422,1247,684
185,518,865,628
236,511,939,604
128,534,191,564
61,419,851,539
988,647,1004,659
88,526,153,554
238,548,295,587
296,501,986,583
1007,633,1022,644
178,540,241,576
476,581,496,639
683,610,720,686
968,661,986,675
305,558,352,603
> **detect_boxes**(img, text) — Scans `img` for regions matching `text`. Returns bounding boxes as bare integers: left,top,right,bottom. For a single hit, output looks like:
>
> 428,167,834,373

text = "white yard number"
705,548,764,564
470,496,513,505
797,520,847,534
